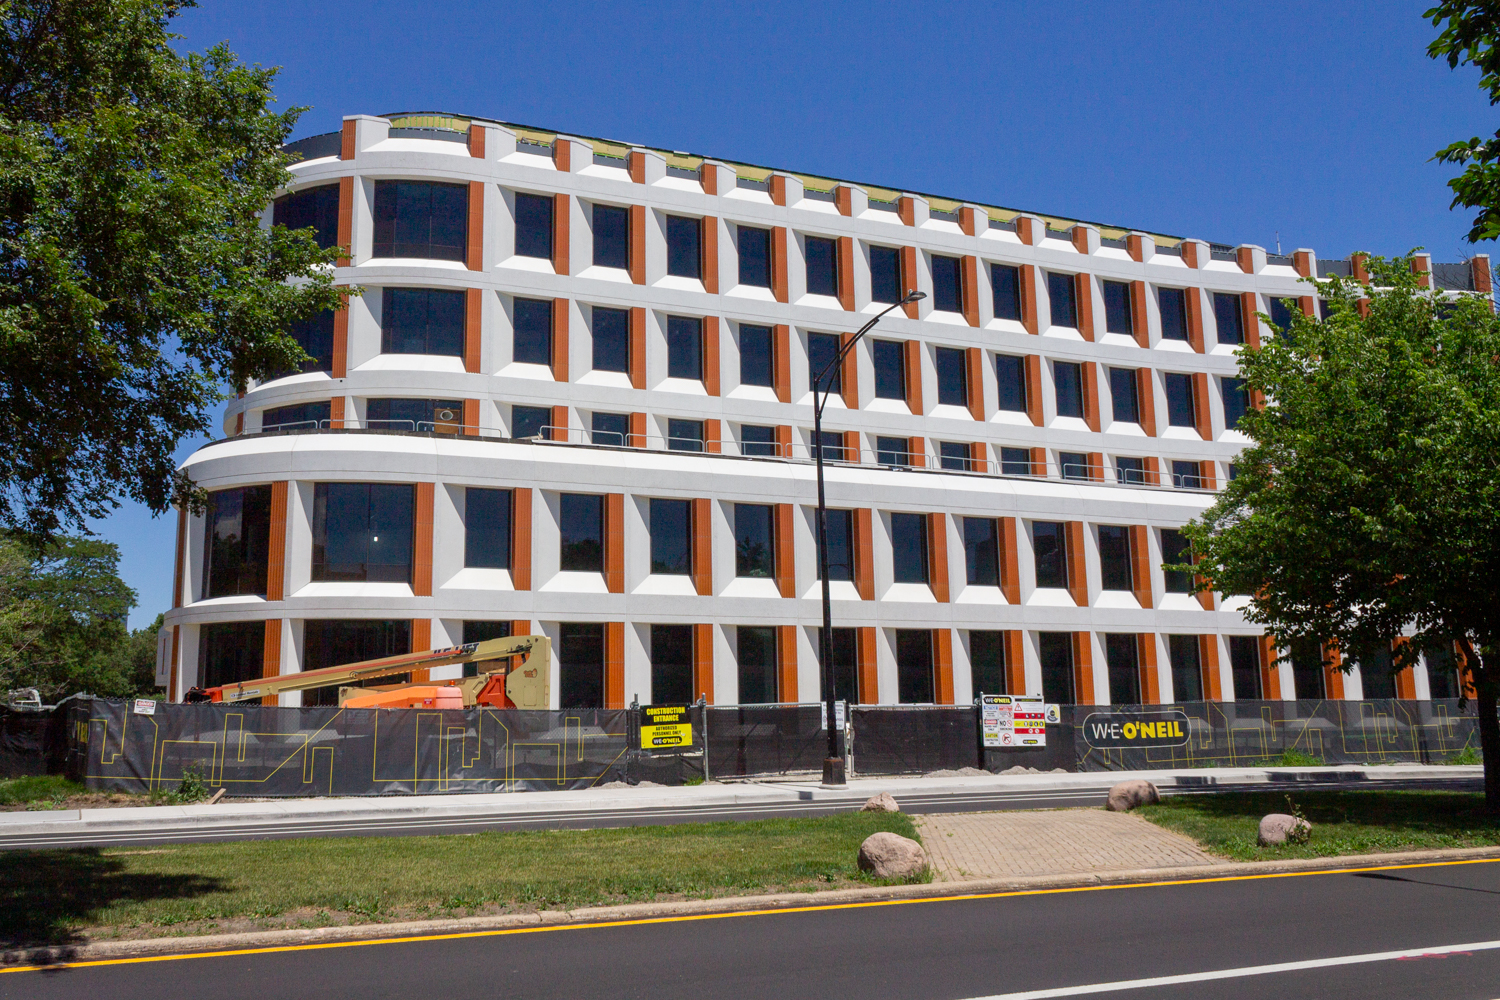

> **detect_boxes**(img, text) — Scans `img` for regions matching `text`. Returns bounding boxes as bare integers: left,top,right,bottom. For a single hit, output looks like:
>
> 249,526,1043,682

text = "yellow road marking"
4,856,1496,975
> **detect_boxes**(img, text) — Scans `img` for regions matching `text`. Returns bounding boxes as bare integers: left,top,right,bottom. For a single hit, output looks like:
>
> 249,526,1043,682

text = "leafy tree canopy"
1429,2,1500,240
0,0,344,544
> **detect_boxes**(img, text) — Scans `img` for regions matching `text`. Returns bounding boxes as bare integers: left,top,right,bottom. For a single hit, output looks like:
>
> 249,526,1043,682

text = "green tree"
1429,3,1500,240
0,0,345,544
1182,256,1500,808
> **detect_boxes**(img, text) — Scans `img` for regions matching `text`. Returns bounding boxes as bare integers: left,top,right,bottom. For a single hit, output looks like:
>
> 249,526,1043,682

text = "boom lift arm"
183,635,551,709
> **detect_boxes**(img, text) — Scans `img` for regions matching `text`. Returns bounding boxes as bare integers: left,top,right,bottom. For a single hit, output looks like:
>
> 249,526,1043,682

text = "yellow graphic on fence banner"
640,705,693,750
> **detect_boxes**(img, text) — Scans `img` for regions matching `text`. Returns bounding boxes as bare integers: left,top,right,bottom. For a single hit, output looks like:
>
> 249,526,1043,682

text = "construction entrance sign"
639,705,694,750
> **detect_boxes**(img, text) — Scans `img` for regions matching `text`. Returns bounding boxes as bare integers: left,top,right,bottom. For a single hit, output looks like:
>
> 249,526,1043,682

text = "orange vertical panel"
928,513,949,602
629,412,647,448
462,399,480,436
464,288,482,373
551,297,569,382
1180,241,1199,269
467,181,484,271
1198,461,1218,492
410,618,432,682
628,151,645,183
840,332,859,409
965,347,985,421
332,291,349,378
702,317,720,395
267,481,288,602
1192,372,1212,440
549,404,568,442
769,175,787,206
260,619,282,705
1241,292,1261,349
605,622,625,709
774,424,793,459
1005,630,1026,696
960,206,980,236
336,176,353,267
900,247,920,317
857,627,878,704
1030,447,1048,477
1200,635,1223,701
701,216,718,294
842,430,860,463
1473,255,1493,296
1298,295,1316,318
897,196,916,226
934,629,955,704
999,517,1020,604
235,412,243,436
837,237,855,311
775,503,796,598
771,227,789,303
777,625,798,702
971,441,988,470
1130,280,1149,348
1073,632,1095,706
904,339,923,414
1127,234,1146,262
836,186,854,217
1259,636,1281,700
467,123,486,159
168,625,180,701
340,119,356,159
605,493,624,593
1066,521,1088,607
1392,638,1417,699
1139,634,1161,704
328,396,345,429
511,488,532,590
1185,288,1204,353
908,436,926,467
699,163,717,195
1143,456,1162,486
704,417,721,454
693,623,715,704
962,256,980,327
629,307,646,389
854,508,874,600
1082,361,1101,432
1020,265,1039,334
629,204,646,284
172,505,187,608
1086,451,1105,483
413,482,434,597
692,498,712,595
1137,367,1156,436
1024,355,1043,426
1129,524,1152,609
1324,643,1346,700
1075,272,1094,342
773,325,791,402
1236,247,1255,274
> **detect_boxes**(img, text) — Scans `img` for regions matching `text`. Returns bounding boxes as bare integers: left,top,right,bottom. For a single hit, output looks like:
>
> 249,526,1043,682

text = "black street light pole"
816,289,925,786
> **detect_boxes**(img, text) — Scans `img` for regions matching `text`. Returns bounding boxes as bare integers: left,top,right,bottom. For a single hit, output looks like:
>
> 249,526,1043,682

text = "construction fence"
0,696,1480,796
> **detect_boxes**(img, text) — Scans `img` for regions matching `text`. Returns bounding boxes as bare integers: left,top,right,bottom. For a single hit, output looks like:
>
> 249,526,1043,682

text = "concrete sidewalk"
0,764,1480,849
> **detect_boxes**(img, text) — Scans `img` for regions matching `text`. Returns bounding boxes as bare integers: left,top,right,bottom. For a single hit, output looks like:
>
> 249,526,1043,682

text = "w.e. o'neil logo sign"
1081,711,1191,749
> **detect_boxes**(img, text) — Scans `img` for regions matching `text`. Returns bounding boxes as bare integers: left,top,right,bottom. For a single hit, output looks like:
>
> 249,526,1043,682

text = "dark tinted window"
1060,451,1089,480
1222,376,1248,430
737,625,778,704
666,215,701,279
365,398,461,432
964,517,999,586
1000,447,1031,475
808,332,841,393
202,486,272,599
559,494,604,572
1169,634,1202,701
821,627,857,703
1173,458,1203,489
738,226,771,287
823,509,853,581
1054,361,1084,418
1289,639,1325,699
512,405,549,439
1161,529,1193,593
667,418,704,453
312,483,414,583
873,340,905,400
559,622,603,707
273,184,340,250
1098,525,1132,591
1103,280,1132,335
817,430,847,461
1158,287,1188,341
372,180,466,261
513,298,553,366
1039,631,1075,704
936,347,967,406
592,307,629,372
198,621,265,690
877,436,911,467
1269,296,1295,335
286,310,335,374
996,354,1027,412
897,629,934,703
1116,457,1147,485
1229,635,1261,699
1164,373,1196,427
462,620,511,676
871,246,901,304
1105,633,1140,704
734,504,774,578
465,488,512,569
805,236,837,296
262,401,329,431
650,498,691,575
592,411,629,447
741,424,777,457
939,441,972,471
1048,271,1076,328
1213,292,1244,344
515,192,553,259
651,624,694,704
891,512,928,584
593,204,629,269
740,324,773,386
1426,644,1459,699
970,631,1006,696
1110,367,1139,424
992,264,1021,321
932,255,961,312
302,619,409,705
381,288,464,356
667,316,702,380
1033,521,1067,589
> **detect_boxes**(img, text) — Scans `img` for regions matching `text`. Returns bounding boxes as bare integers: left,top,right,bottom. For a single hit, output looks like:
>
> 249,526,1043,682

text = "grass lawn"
0,811,925,946
1138,790,1500,862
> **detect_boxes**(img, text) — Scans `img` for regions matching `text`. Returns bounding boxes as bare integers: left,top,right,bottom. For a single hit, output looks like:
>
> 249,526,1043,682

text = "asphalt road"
7,858,1500,1000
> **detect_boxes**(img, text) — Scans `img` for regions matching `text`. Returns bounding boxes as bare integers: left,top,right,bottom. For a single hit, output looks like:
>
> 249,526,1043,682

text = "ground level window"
559,622,604,707
1167,634,1202,702
1039,632,1075,705
302,619,410,706
1104,633,1140,705
819,627,857,703
969,631,1006,697
1227,635,1262,700
737,625,778,704
461,620,512,677
896,629,934,704
198,621,265,690
651,624,694,705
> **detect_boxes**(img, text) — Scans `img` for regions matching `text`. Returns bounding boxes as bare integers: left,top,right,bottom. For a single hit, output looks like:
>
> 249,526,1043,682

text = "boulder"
857,832,928,879
1258,813,1312,846
1105,780,1160,812
860,792,900,813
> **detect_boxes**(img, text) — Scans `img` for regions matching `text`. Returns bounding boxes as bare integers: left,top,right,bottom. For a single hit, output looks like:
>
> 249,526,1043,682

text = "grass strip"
0,811,925,946
1138,790,1500,862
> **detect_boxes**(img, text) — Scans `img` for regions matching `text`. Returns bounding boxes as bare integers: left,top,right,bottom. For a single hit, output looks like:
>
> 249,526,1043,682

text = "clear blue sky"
102,0,1491,629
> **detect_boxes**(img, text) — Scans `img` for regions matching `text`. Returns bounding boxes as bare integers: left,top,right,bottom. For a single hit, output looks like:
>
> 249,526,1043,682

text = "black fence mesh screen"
851,707,979,775
704,705,829,778
0,706,71,778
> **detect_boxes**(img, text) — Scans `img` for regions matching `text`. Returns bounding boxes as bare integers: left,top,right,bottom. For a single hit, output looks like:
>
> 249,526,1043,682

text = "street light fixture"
814,289,926,786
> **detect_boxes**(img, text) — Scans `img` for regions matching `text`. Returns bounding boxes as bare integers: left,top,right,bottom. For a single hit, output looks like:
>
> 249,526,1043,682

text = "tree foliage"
1183,255,1500,805
1429,2,1500,241
0,0,344,544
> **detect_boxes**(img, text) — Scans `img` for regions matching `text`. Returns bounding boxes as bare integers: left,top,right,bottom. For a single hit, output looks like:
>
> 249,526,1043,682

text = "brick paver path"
915,809,1225,882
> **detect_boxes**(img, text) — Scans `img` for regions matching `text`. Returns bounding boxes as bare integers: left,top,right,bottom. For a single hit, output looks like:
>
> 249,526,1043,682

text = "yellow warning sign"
640,705,694,750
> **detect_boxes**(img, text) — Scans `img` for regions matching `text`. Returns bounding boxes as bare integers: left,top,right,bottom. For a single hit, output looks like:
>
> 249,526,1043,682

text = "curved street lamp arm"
811,291,924,418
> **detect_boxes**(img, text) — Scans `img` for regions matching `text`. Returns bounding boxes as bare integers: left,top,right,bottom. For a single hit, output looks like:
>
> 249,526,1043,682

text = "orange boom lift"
183,635,551,710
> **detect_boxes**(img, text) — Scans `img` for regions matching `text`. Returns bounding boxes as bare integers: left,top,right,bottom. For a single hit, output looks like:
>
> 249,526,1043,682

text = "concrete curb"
7,844,1500,967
